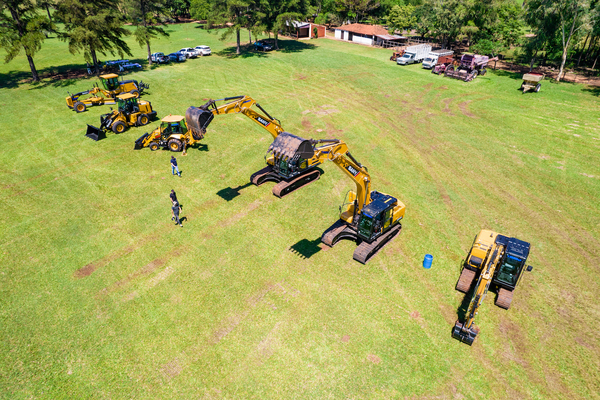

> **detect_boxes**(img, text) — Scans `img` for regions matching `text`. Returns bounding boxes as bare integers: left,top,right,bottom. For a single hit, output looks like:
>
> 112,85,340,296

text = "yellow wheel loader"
66,73,149,112
452,230,533,345
85,93,157,141
134,113,205,152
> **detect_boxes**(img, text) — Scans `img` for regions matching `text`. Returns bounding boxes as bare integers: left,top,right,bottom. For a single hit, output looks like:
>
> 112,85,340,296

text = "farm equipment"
521,73,544,93
66,73,149,112
85,93,157,140
134,111,205,152
390,50,404,61
444,54,497,82
453,230,533,345
432,55,456,74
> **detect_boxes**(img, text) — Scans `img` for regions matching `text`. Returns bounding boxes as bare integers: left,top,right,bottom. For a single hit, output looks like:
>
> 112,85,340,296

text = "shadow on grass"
216,182,254,201
2,58,149,90
216,39,317,59
582,86,600,96
289,238,322,259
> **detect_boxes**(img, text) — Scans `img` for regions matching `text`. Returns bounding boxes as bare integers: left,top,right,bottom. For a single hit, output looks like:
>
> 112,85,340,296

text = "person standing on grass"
170,189,178,204
171,156,181,177
172,200,183,227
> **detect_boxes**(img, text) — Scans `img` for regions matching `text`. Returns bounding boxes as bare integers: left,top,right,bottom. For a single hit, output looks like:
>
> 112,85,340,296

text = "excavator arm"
453,238,505,345
190,95,284,139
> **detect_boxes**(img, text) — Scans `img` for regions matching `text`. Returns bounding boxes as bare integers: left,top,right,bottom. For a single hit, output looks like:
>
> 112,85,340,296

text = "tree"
334,0,380,23
190,0,212,20
417,0,471,47
125,0,170,65
386,4,416,34
257,0,308,49
164,0,191,19
55,0,132,74
526,0,592,81
208,0,252,55
470,0,524,55
0,0,51,81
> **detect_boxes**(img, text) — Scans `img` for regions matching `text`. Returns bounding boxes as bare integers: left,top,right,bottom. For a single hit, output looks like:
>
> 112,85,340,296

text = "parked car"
194,45,212,56
179,47,199,58
253,40,274,52
150,52,170,64
168,52,186,62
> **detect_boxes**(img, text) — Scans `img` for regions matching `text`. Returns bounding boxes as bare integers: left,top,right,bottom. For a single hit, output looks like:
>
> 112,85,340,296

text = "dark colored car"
253,40,274,51
168,52,186,62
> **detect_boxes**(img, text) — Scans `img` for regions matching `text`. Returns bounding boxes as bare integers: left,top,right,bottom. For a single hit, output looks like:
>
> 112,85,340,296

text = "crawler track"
456,268,477,293
250,166,279,186
495,288,513,309
321,220,357,247
353,224,401,264
273,170,320,198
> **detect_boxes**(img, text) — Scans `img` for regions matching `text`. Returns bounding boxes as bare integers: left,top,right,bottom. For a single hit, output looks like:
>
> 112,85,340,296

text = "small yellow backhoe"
66,73,149,112
85,93,157,140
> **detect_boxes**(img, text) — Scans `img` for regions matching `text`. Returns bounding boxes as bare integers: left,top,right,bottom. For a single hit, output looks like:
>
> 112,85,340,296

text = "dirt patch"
74,243,139,278
581,173,596,178
222,199,262,228
575,337,594,349
326,122,343,138
295,74,307,80
458,101,477,118
97,258,165,298
341,335,350,343
301,118,312,130
442,98,455,116
409,311,421,319
367,354,381,364
314,107,340,116
161,358,183,378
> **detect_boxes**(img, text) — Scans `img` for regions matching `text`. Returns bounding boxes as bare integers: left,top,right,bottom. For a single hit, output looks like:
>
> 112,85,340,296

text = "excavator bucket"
452,321,478,345
85,124,106,141
267,132,314,161
134,133,149,149
186,106,214,140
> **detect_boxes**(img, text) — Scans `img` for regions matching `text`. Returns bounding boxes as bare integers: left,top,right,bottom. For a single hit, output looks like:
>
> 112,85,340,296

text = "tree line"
2,0,600,83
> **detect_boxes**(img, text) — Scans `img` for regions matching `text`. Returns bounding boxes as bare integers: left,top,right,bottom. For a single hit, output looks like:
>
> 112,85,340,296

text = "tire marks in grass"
160,282,275,378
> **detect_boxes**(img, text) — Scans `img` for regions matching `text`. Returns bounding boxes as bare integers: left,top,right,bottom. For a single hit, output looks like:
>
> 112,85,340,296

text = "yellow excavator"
259,134,406,262
453,230,533,345
189,96,326,197
66,73,149,112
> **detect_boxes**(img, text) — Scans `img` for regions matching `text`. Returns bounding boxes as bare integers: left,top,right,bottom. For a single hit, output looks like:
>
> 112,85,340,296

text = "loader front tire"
137,114,149,126
75,102,87,113
112,121,126,134
168,139,183,152
149,142,160,151
130,90,140,98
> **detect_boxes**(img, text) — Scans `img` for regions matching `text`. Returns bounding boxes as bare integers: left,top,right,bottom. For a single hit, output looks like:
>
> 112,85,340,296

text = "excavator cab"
356,191,398,242
100,74,120,91
493,238,531,289
116,93,139,113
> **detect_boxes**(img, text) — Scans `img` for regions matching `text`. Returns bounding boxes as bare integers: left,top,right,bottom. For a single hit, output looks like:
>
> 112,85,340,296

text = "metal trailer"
520,73,544,93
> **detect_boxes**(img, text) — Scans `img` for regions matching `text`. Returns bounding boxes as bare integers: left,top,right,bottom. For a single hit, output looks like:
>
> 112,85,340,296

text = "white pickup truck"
397,44,432,65
422,49,454,69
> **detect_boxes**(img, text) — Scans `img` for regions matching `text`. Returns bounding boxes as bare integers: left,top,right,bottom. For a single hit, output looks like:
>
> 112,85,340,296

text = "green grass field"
1,23,599,399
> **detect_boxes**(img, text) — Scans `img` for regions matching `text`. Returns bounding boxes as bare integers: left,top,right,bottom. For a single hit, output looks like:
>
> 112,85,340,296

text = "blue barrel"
423,254,433,269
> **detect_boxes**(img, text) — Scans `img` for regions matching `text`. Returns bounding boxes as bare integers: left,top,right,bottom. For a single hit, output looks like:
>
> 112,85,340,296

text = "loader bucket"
452,320,478,345
134,133,149,149
267,132,314,161
85,124,106,141
186,106,214,140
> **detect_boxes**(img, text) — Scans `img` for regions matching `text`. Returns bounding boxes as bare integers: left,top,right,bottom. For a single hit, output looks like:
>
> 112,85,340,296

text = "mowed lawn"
1,23,599,399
